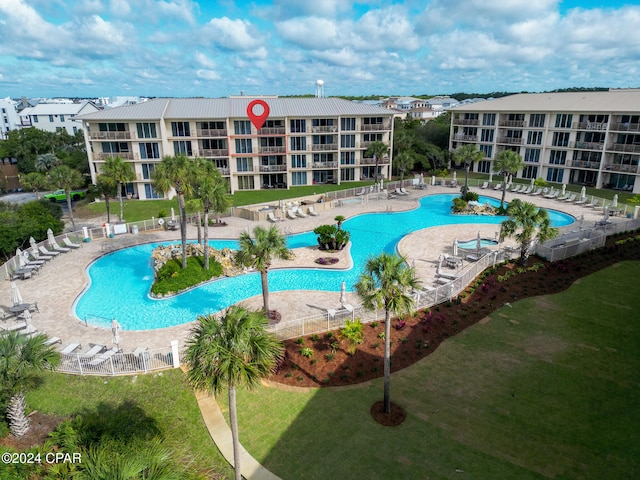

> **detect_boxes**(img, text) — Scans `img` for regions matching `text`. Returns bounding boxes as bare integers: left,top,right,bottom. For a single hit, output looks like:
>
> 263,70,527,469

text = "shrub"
151,257,223,296
300,347,314,358
339,318,364,355
311,334,319,342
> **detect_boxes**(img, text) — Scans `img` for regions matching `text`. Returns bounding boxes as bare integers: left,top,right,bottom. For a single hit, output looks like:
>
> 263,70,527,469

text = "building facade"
0,97,21,140
449,90,640,194
78,97,394,198
19,101,99,135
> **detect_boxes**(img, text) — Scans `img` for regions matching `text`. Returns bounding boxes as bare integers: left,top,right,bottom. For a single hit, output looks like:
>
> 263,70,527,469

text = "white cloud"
276,17,340,50
109,0,131,16
263,0,350,19
204,17,262,51
194,52,216,69
196,69,220,81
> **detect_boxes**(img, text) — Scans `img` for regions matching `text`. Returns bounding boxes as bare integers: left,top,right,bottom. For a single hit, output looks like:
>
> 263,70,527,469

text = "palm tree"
233,225,291,316
493,150,524,208
365,141,390,183
20,172,49,199
152,155,195,269
394,150,417,186
48,165,84,229
453,144,483,198
95,174,118,224
101,155,135,223
334,215,345,231
191,159,230,270
0,332,60,437
355,252,420,413
185,306,283,480
501,198,558,266
35,152,60,173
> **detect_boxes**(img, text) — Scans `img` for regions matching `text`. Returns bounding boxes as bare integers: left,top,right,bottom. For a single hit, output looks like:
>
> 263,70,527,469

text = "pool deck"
0,185,622,353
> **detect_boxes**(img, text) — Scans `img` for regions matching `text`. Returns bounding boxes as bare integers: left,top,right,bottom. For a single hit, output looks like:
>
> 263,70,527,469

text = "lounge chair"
511,184,522,193
355,187,366,196
399,187,410,195
395,188,407,196
584,199,598,208
521,186,533,194
44,336,62,346
60,343,81,354
575,197,588,205
63,237,81,249
295,207,307,218
480,181,488,189
39,245,60,257
1,322,27,333
545,191,559,200
286,209,297,220
267,211,282,222
465,253,480,262
30,247,53,261
493,183,502,190
307,206,319,216
49,239,70,253
87,347,119,366
85,344,106,356
531,188,543,196
563,194,576,202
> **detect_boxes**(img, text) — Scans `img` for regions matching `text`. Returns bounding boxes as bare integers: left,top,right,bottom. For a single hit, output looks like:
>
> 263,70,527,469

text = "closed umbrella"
612,194,618,208
339,281,346,308
452,171,457,183
111,319,121,351
453,238,458,256
437,254,444,274
171,207,176,221
476,231,482,257
561,184,566,196
11,281,23,306
22,309,36,335
530,178,535,187
580,186,586,201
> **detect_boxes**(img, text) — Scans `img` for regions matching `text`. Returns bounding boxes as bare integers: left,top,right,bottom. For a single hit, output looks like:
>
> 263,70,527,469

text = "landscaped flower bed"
314,257,339,265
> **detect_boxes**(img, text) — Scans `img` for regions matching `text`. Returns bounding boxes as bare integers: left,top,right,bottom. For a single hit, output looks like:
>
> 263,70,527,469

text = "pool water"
457,238,499,249
74,194,574,330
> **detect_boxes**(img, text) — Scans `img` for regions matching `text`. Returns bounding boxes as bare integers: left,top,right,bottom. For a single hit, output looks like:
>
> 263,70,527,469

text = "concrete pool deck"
0,185,620,354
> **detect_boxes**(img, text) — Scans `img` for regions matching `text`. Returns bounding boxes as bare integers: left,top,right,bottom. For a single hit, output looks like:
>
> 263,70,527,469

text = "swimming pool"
74,194,574,330
457,238,499,249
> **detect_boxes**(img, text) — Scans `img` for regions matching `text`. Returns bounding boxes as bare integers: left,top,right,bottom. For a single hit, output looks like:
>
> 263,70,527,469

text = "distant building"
0,97,20,140
78,97,394,197
449,90,640,193
19,101,100,135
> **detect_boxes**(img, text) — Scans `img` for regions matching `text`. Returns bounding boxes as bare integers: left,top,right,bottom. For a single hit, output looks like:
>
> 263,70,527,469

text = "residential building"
19,101,99,135
0,97,20,140
449,90,640,193
78,97,394,198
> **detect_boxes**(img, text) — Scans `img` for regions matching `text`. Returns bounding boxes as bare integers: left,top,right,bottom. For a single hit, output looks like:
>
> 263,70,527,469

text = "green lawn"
219,261,640,480
24,369,233,479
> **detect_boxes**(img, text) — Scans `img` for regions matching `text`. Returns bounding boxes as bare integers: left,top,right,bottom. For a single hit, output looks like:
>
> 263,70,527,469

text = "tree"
334,215,345,231
185,306,283,480
191,159,231,270
95,174,118,224
394,150,417,186
493,150,525,208
35,152,60,173
365,141,390,183
501,198,558,266
48,165,84,229
0,332,60,437
152,155,194,269
355,252,420,413
20,172,49,199
233,225,291,316
101,155,135,224
453,144,483,198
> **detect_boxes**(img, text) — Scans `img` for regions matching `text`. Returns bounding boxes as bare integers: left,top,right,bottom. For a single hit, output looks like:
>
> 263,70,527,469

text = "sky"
0,0,639,99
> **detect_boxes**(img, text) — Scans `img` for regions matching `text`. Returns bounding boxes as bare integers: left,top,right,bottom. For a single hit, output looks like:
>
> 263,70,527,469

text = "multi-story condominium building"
19,101,99,135
449,90,640,194
78,97,394,198
0,97,21,140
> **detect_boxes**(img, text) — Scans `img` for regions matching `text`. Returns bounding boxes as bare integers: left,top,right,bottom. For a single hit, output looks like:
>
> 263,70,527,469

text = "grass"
24,369,233,479
219,261,640,480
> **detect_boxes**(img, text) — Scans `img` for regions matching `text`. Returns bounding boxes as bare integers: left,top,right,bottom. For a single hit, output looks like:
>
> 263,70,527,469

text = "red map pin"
247,99,270,130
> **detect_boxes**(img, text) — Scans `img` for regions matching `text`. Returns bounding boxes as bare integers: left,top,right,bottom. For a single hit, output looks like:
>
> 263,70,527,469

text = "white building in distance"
19,101,99,135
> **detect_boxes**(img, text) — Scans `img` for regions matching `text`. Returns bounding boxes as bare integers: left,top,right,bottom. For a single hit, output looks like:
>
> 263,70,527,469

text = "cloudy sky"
0,0,638,99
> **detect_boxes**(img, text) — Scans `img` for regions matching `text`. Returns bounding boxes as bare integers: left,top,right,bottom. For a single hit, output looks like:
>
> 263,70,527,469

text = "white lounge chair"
85,344,106,356
49,239,70,253
480,181,488,189
63,237,81,249
399,187,410,195
88,347,119,366
30,247,53,261
493,183,502,190
295,207,307,218
307,206,319,216
60,343,81,354
531,188,543,196
575,197,588,205
355,187,365,196
1,322,27,332
585,199,598,208
545,191,559,200
44,336,62,346
39,245,60,257
521,186,533,194
563,194,577,202
267,211,282,222
286,209,297,220
511,184,522,193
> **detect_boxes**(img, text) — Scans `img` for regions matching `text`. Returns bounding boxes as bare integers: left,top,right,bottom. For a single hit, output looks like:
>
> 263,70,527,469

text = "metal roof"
451,90,640,113
77,97,394,121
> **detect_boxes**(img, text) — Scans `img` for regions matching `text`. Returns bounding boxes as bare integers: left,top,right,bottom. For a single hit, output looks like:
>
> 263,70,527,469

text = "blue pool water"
457,238,499,249
74,194,574,330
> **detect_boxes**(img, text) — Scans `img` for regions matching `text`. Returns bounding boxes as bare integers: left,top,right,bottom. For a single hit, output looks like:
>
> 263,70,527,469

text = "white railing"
58,347,179,376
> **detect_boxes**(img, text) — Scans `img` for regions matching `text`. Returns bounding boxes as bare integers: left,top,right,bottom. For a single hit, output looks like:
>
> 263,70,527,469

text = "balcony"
257,127,286,135
218,167,230,175
360,123,391,131
259,165,287,173
577,122,607,131
603,163,639,173
258,146,286,154
499,120,525,127
609,122,640,132
497,137,523,145
570,160,601,169
89,131,132,140
197,128,227,137
94,152,136,161
455,119,479,126
311,143,338,151
199,149,229,157
312,161,338,169
453,134,478,142
311,125,338,133
572,141,604,150
608,143,640,153
360,156,390,165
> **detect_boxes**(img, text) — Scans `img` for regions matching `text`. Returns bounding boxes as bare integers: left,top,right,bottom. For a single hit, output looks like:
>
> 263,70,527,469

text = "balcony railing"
258,146,286,154
570,160,601,169
257,127,286,135
360,157,390,165
453,134,478,141
360,123,391,131
197,128,227,137
89,131,132,140
602,163,639,173
497,137,523,145
311,126,338,133
455,119,479,125
311,143,338,151
608,144,640,153
259,165,287,172
577,122,607,131
498,120,525,127
94,152,137,161
218,167,230,175
199,149,229,157
609,122,640,132
311,161,338,169
572,141,604,150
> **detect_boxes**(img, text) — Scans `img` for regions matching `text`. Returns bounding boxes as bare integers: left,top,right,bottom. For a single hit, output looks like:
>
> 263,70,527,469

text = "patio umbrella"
111,319,121,351
453,238,458,256
580,186,586,201
29,236,38,251
419,173,424,185
22,309,36,335
612,194,618,208
171,208,176,221
561,184,566,196
339,281,346,308
11,281,23,306
452,171,457,183
437,254,444,274
476,231,482,257
489,171,493,183
530,178,535,187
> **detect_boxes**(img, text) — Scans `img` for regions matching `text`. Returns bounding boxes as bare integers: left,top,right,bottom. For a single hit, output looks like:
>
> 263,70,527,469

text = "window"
527,131,543,145
552,132,570,147
312,118,336,128
290,119,306,133
313,153,334,163
290,136,306,151
476,160,491,173
102,142,129,154
141,163,155,180
237,176,255,190
363,117,383,125
171,122,190,137
99,123,126,132
137,123,157,138
363,133,383,142
524,148,541,163
200,121,225,130
235,138,252,154
549,150,567,165
49,115,54,122
546,168,564,182
73,126,77,134
480,129,494,142
260,137,284,148
341,134,356,148
173,141,193,156
341,151,355,164
234,120,252,135
144,184,162,199
291,155,306,168
341,168,355,181
482,113,496,126
202,138,226,150
522,165,538,179
139,142,160,159
33,115,38,123
60,115,65,122
291,171,307,185
530,114,545,128
341,117,356,131
313,135,336,145
555,114,573,128
479,145,493,158
236,157,253,172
